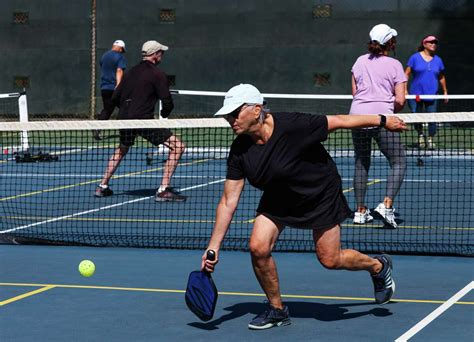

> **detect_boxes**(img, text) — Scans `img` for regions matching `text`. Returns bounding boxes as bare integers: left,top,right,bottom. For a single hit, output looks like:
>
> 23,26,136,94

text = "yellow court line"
0,158,211,202
1,215,254,225
0,285,56,306
343,179,382,193
3,215,471,231
0,283,472,305
343,223,474,231
0,164,383,202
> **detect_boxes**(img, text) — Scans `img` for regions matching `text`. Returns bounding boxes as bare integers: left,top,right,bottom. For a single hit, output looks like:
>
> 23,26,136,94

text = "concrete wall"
0,0,472,117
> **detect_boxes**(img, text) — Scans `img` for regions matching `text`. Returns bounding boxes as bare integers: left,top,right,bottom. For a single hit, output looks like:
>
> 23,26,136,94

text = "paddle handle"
206,250,216,261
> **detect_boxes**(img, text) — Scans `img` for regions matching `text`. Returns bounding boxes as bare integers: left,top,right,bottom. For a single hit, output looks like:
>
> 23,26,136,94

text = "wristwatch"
379,114,386,128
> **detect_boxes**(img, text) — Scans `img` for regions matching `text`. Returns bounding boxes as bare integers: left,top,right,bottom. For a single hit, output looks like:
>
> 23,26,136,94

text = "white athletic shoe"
418,134,426,148
353,208,374,224
427,137,436,150
374,203,397,228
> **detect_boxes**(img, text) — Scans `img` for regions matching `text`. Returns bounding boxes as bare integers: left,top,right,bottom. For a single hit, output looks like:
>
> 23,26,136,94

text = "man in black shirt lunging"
95,40,186,202
202,84,408,330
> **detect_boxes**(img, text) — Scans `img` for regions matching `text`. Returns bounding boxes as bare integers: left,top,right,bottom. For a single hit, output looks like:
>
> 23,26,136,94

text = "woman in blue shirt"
405,35,448,149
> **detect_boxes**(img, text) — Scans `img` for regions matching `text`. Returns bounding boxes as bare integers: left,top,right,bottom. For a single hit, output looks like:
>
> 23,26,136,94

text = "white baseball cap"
142,40,169,56
369,24,398,45
214,84,264,116
113,40,126,51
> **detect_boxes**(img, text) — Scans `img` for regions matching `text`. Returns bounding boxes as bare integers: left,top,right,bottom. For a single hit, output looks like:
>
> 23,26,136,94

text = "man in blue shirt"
94,40,127,140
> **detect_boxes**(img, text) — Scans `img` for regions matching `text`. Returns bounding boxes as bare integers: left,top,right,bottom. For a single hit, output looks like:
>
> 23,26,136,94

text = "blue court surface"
1,131,473,341
1,144,472,254
0,245,472,342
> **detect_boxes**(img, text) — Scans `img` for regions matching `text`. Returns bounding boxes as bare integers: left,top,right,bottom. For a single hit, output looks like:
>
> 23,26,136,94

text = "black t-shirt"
227,112,351,229
112,60,174,119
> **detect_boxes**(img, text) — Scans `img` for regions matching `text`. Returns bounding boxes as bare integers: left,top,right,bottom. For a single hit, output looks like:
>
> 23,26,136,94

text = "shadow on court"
124,188,156,197
189,301,393,330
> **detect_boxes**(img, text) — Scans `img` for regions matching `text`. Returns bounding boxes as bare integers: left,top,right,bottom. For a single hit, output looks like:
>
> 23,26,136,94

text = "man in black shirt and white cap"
202,84,407,329
95,40,186,202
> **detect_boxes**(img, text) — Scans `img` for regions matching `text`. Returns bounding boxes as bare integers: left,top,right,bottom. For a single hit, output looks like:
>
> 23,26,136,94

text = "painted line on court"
0,282,473,306
0,285,56,306
343,179,381,193
0,158,211,202
340,177,474,184
0,215,251,224
2,215,472,231
0,178,226,234
1,173,223,179
395,281,474,342
3,174,472,183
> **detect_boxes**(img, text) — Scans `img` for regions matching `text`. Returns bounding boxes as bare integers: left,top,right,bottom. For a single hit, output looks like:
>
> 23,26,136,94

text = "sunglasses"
425,40,438,44
227,105,245,119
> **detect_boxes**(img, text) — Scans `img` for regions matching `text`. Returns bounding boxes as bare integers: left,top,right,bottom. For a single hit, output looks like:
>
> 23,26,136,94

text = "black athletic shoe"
155,187,187,202
371,254,395,304
94,185,113,197
248,305,291,330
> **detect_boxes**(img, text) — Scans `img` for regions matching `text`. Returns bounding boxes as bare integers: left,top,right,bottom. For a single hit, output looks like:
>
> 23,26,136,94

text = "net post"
18,91,29,151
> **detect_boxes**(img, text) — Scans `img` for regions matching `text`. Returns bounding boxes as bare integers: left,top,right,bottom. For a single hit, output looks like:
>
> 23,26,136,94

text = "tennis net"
0,113,473,255
170,90,474,118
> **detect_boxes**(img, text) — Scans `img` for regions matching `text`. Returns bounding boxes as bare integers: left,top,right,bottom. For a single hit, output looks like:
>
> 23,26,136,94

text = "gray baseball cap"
142,40,169,56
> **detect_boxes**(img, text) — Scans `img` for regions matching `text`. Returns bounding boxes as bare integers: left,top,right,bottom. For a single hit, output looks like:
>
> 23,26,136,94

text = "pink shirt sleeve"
393,59,407,85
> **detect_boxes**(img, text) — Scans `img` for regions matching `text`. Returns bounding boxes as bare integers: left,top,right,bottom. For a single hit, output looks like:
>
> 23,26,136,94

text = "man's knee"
249,238,272,260
168,137,185,155
317,252,342,270
176,140,185,154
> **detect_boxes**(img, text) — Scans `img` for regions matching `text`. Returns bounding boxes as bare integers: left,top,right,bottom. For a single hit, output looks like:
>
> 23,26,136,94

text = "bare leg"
160,135,185,189
100,145,129,186
249,214,285,309
313,224,382,275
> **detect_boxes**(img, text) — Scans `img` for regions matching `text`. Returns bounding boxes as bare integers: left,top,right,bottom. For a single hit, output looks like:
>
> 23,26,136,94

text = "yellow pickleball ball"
78,260,95,277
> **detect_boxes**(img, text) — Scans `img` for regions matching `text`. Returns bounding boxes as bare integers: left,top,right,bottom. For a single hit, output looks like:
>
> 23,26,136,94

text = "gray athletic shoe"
371,254,395,304
94,185,113,197
155,187,187,202
248,305,291,330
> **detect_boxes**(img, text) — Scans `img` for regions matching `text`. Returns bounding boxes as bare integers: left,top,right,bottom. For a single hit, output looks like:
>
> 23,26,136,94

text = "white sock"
158,185,167,193
99,184,108,189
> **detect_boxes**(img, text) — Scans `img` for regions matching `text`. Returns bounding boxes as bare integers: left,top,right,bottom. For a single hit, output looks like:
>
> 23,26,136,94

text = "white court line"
341,178,472,184
0,173,223,179
2,174,471,183
395,281,474,342
0,178,225,234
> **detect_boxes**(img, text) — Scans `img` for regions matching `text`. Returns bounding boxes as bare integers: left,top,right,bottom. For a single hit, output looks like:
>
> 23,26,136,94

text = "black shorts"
119,128,173,147
257,177,351,230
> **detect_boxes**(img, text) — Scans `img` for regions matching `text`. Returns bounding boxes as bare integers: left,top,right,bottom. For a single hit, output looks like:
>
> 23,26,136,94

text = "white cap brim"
214,103,243,116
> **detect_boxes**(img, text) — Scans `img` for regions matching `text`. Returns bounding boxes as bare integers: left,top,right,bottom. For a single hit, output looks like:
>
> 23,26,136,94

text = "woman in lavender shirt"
350,24,407,228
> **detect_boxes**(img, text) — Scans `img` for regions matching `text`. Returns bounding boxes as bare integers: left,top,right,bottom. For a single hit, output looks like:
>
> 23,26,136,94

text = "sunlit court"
1,1,473,341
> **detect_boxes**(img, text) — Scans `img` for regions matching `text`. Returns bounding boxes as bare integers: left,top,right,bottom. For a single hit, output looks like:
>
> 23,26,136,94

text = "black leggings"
351,128,407,208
